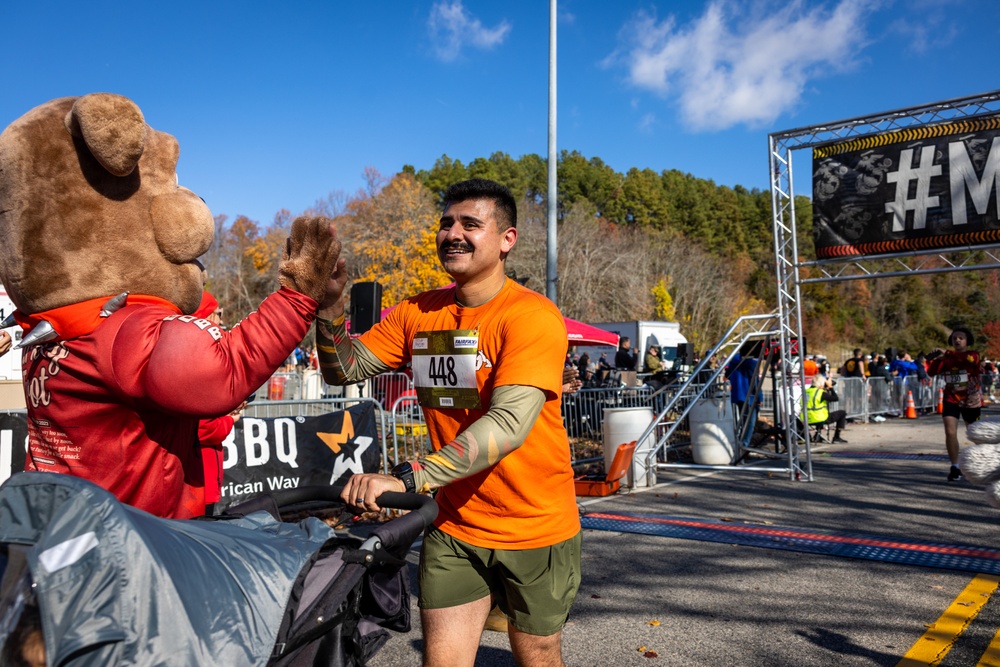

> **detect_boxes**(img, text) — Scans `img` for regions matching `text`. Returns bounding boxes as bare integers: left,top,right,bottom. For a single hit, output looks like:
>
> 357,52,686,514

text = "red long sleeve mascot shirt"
17,288,316,519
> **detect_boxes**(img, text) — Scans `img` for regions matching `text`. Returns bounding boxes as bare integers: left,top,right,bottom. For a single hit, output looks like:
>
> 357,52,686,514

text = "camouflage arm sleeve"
411,384,545,491
315,314,392,384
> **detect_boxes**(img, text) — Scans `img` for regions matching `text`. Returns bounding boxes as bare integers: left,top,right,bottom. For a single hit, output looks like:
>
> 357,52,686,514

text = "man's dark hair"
853,348,861,356
443,179,517,230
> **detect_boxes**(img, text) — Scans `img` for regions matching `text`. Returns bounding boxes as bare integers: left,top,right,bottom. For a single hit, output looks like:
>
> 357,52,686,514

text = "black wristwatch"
391,461,416,493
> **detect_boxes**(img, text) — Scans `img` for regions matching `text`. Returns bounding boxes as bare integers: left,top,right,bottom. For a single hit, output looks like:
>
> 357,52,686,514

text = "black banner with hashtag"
812,118,1000,259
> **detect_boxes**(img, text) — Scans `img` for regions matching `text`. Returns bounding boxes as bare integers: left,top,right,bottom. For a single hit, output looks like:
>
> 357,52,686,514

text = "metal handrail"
637,314,783,485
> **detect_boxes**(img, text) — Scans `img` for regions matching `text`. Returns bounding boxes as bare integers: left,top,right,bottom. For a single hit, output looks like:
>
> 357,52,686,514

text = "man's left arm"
412,384,545,489
342,384,546,507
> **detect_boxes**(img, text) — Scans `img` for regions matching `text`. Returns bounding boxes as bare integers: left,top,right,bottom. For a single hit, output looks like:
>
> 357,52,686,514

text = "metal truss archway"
769,90,1000,480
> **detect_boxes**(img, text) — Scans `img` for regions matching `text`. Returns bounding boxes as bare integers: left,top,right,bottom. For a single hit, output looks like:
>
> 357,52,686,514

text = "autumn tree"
338,171,451,308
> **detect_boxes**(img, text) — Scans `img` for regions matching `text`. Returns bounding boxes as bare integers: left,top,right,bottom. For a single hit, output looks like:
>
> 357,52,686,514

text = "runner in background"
926,326,982,481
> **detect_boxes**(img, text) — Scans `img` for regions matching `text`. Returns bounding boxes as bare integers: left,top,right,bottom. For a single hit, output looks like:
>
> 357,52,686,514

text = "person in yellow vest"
806,374,848,443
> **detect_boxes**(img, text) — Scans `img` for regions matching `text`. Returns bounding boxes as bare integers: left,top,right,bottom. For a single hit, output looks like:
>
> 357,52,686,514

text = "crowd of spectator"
823,346,997,403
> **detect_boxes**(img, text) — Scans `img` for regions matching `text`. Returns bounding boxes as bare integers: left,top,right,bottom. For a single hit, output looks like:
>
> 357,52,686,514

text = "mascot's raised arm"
0,93,338,518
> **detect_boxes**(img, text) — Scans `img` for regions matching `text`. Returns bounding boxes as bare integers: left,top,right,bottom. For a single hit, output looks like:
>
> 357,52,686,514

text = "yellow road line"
897,574,1000,666
977,626,1000,667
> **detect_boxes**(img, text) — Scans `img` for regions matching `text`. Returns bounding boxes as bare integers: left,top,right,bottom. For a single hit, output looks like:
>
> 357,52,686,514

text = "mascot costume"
0,93,339,518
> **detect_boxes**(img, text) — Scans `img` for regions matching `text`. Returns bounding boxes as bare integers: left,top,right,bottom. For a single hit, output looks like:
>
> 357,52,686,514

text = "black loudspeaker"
350,282,382,335
676,343,695,365
885,347,898,360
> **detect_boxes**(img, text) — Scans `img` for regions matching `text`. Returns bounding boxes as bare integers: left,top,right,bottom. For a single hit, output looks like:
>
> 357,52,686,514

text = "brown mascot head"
0,93,214,316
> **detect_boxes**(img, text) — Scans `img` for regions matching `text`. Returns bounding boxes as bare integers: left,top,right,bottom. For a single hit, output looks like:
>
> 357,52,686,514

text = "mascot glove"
278,216,342,304
985,478,1000,509
958,443,1000,486
966,418,1000,445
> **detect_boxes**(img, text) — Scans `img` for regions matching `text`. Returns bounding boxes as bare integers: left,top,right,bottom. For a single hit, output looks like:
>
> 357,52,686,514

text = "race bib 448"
411,330,481,409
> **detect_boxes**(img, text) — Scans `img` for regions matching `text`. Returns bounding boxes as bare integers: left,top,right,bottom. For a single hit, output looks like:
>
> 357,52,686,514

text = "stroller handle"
267,484,439,527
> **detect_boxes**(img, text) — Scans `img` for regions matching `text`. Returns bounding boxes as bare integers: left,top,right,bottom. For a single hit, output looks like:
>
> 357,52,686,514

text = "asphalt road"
368,409,1000,666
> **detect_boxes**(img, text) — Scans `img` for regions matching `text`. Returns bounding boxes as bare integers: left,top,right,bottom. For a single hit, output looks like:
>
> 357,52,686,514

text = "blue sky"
4,0,998,225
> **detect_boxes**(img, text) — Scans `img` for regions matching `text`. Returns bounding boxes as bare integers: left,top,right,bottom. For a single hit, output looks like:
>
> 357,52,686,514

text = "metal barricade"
255,372,668,470
902,375,935,411
389,395,430,465
245,397,375,419
370,372,416,411
264,372,301,401
866,378,895,418
386,383,663,468
889,378,910,416
562,385,655,465
258,369,359,402
831,376,866,421
863,375,944,420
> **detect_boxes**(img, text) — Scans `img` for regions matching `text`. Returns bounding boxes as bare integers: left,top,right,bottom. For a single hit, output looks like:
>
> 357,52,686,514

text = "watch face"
391,463,415,492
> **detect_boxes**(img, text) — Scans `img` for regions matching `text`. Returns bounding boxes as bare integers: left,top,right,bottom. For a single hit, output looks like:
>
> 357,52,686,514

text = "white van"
573,321,688,371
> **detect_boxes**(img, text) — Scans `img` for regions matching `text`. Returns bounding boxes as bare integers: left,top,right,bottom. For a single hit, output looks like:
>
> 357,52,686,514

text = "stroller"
0,472,436,666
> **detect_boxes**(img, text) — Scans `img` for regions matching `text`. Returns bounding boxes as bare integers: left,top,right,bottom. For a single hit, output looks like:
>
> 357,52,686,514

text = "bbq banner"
0,403,381,509
219,402,380,509
812,117,1000,259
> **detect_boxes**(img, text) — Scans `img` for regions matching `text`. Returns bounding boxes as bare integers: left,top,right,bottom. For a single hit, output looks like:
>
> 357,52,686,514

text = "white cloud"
608,0,873,131
428,1,512,62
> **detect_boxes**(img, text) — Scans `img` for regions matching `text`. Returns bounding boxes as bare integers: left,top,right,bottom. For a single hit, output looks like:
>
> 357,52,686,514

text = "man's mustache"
440,241,473,252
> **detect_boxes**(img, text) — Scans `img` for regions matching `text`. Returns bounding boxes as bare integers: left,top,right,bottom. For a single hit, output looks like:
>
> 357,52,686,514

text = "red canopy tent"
565,318,618,347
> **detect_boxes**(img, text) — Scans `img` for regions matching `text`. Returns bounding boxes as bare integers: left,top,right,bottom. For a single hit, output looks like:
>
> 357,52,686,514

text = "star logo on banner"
316,411,353,454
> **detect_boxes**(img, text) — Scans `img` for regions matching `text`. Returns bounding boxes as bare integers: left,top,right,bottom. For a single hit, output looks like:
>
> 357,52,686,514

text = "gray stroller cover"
0,472,429,666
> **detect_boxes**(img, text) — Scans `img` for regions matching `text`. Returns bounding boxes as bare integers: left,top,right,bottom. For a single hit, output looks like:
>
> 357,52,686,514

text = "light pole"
546,0,558,303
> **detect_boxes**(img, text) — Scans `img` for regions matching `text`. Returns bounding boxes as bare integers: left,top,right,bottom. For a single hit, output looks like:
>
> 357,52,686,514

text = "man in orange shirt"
315,179,580,667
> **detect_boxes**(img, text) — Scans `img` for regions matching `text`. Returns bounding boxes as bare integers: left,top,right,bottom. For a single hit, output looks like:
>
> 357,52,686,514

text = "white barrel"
301,370,324,400
689,398,736,465
602,407,656,487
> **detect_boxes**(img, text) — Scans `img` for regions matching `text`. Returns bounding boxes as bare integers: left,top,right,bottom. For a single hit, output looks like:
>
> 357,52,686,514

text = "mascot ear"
64,93,147,177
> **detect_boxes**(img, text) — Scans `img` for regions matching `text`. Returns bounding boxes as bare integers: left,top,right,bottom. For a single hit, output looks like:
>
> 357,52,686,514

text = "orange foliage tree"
981,321,1000,360
338,172,451,308
201,212,291,328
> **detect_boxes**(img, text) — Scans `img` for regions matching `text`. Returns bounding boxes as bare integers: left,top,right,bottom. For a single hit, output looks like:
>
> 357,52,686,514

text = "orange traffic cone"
936,387,944,414
905,391,917,419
